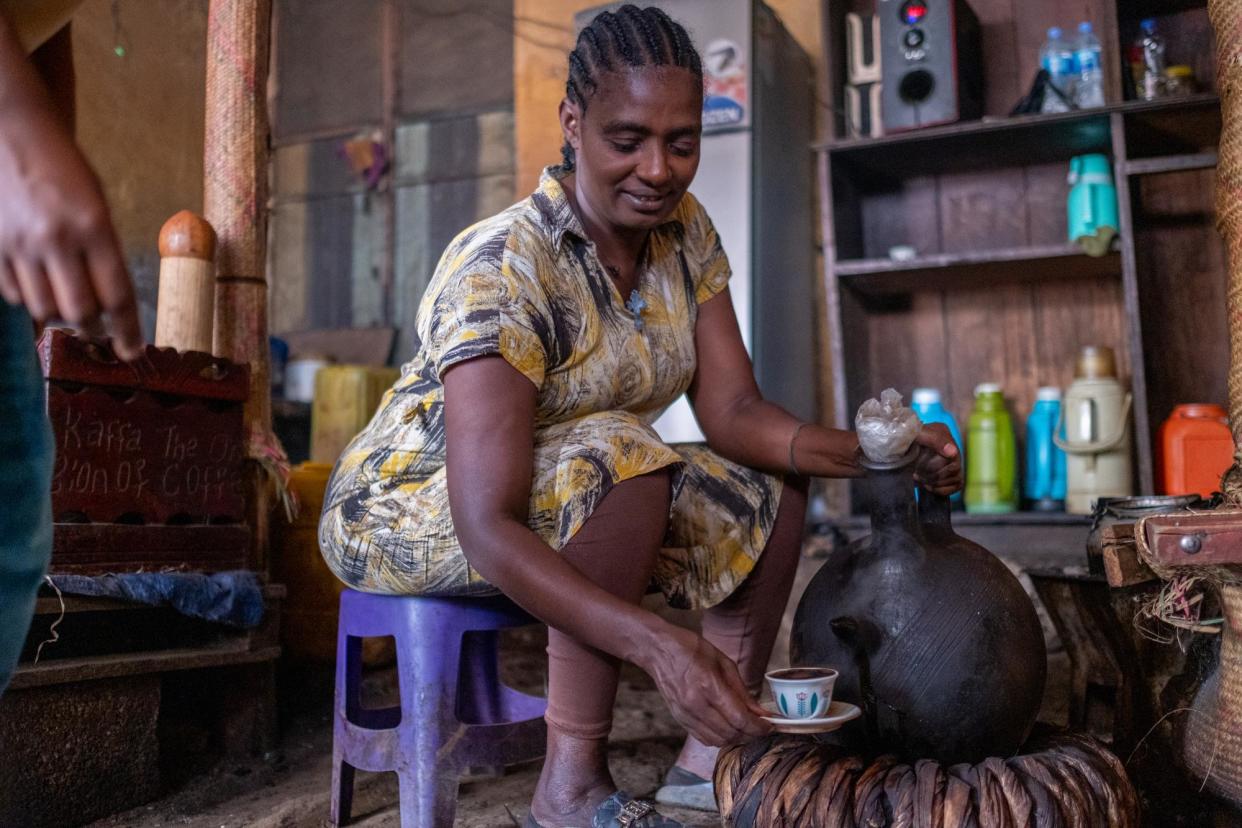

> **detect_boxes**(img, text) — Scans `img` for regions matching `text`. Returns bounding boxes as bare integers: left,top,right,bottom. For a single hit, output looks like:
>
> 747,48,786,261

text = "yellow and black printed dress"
319,168,782,610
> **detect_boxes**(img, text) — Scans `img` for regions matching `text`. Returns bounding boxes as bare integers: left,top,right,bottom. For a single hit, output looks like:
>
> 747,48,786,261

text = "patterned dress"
319,168,782,610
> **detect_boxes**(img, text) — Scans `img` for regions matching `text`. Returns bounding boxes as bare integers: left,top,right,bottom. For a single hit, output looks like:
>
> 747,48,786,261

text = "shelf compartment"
842,510,1091,529
1120,0,1205,16
834,244,1121,295
822,112,1112,181
1123,94,1221,158
1122,152,1217,176
836,512,1093,568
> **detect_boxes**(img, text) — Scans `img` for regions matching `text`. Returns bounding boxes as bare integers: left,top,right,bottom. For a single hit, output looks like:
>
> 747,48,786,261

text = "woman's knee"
572,469,671,548
559,469,671,596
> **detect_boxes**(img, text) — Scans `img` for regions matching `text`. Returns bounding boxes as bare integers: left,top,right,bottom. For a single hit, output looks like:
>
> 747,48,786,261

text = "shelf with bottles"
818,94,1218,179
1113,2,1214,105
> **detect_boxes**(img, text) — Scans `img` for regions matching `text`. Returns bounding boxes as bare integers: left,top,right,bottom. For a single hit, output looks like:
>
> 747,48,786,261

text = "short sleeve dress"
318,168,783,611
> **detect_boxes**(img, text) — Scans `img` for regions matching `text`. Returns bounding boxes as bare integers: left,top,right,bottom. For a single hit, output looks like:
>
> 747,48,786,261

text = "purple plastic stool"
331,589,547,827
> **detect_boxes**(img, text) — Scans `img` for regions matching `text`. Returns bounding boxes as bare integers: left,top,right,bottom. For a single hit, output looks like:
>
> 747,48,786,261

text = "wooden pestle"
155,210,217,353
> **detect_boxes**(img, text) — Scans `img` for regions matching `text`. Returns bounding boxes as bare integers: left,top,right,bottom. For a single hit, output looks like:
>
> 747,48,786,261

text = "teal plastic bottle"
965,383,1018,514
1067,153,1119,257
911,387,964,504
1024,386,1067,511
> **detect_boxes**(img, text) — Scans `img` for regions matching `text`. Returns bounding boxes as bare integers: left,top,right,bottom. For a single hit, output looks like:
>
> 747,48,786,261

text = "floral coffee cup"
765,667,838,720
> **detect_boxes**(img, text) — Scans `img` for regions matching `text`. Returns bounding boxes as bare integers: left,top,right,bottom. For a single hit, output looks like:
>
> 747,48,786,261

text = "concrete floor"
88,548,1073,828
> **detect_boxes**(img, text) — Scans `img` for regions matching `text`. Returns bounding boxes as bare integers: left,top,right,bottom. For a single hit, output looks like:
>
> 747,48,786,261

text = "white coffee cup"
765,667,838,720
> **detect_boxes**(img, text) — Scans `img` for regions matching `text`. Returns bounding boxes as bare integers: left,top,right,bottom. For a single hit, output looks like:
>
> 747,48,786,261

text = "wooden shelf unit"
835,244,1121,296
818,0,1224,520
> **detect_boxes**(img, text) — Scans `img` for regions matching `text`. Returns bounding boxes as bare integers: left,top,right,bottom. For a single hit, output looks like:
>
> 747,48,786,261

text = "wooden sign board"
39,330,250,527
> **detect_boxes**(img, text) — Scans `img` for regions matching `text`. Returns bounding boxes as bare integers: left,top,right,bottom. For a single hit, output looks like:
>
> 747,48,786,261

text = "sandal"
654,766,716,812
524,790,684,827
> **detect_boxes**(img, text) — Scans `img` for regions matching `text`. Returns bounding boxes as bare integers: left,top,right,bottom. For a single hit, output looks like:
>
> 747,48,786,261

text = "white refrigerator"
577,0,818,442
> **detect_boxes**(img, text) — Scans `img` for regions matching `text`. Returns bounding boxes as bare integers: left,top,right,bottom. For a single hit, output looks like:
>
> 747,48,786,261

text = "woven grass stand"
204,0,272,435
202,0,290,566
714,730,1139,827
1120,0,1242,806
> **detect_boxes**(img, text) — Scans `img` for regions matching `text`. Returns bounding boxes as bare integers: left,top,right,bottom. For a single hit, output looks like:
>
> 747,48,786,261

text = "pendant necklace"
604,263,648,332
625,289,648,332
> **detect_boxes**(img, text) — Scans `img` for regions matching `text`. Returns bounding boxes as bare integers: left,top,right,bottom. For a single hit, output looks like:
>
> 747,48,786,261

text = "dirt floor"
87,641,722,828
88,551,1072,828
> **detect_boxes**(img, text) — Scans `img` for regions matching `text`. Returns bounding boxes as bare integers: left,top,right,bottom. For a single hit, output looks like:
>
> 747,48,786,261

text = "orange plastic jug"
1158,404,1233,497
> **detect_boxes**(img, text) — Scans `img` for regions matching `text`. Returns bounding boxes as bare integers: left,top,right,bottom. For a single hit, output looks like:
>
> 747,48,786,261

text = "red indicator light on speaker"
900,1,928,25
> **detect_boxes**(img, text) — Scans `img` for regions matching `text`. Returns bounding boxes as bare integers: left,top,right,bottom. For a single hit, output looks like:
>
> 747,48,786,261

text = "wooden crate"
39,330,251,573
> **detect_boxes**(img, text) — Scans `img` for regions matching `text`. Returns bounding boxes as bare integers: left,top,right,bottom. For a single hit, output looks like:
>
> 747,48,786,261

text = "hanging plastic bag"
855,388,922,463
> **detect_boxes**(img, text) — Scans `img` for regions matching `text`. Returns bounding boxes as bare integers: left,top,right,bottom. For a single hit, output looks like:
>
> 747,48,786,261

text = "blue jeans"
0,302,52,695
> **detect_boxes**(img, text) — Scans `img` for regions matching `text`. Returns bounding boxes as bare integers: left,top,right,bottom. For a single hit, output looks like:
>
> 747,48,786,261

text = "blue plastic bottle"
911,388,964,504
1039,27,1076,113
1074,22,1106,108
1024,386,1067,511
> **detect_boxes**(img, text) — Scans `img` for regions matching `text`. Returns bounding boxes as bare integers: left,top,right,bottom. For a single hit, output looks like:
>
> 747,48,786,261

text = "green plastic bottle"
965,383,1018,514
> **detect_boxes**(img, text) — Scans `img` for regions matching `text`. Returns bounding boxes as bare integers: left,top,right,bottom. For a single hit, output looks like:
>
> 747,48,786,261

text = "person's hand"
640,622,771,747
913,423,963,496
0,92,144,360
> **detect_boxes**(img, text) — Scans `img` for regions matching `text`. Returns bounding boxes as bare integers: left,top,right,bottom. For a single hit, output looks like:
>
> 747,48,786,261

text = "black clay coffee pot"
791,449,1046,764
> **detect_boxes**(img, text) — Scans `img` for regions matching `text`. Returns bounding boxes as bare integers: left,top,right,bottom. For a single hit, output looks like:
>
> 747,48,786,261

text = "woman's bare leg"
531,470,671,825
673,477,808,781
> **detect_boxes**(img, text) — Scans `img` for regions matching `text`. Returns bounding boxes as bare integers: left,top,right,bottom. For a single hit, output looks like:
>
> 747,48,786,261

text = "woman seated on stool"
319,6,961,826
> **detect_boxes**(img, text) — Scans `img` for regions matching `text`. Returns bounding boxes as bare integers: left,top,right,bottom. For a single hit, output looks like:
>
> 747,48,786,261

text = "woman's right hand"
641,621,772,746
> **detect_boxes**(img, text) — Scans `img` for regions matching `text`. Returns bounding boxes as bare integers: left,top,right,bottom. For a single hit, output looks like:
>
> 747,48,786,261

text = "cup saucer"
761,699,862,734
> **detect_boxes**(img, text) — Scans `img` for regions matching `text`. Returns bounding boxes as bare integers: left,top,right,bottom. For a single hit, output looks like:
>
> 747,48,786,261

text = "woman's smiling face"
560,65,703,232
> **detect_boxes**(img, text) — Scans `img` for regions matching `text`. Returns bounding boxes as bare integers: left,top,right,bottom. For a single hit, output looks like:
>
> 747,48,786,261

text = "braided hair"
561,5,703,171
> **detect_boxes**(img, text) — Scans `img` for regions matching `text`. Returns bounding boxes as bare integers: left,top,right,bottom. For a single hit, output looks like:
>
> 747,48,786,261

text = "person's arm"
0,12,143,359
687,288,962,494
443,355,770,746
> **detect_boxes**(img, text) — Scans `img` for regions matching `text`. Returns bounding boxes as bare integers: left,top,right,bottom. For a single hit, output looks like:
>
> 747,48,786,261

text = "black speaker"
879,0,983,132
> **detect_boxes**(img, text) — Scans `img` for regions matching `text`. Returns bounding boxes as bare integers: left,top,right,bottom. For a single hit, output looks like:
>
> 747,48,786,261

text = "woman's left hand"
912,423,963,496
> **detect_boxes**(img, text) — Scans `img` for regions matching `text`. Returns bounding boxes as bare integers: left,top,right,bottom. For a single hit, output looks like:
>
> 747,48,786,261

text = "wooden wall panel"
1023,162,1072,246
938,169,1029,251
399,0,514,117
269,194,384,335
1033,274,1129,379
839,286,874,422
942,284,1034,426
1134,169,1229,427
862,291,950,406
854,161,1072,261
272,0,383,142
269,135,386,336
973,0,1020,116
860,176,939,259
73,0,208,336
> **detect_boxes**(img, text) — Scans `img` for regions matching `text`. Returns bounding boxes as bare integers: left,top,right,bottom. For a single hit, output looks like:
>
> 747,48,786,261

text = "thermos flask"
1056,346,1133,514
